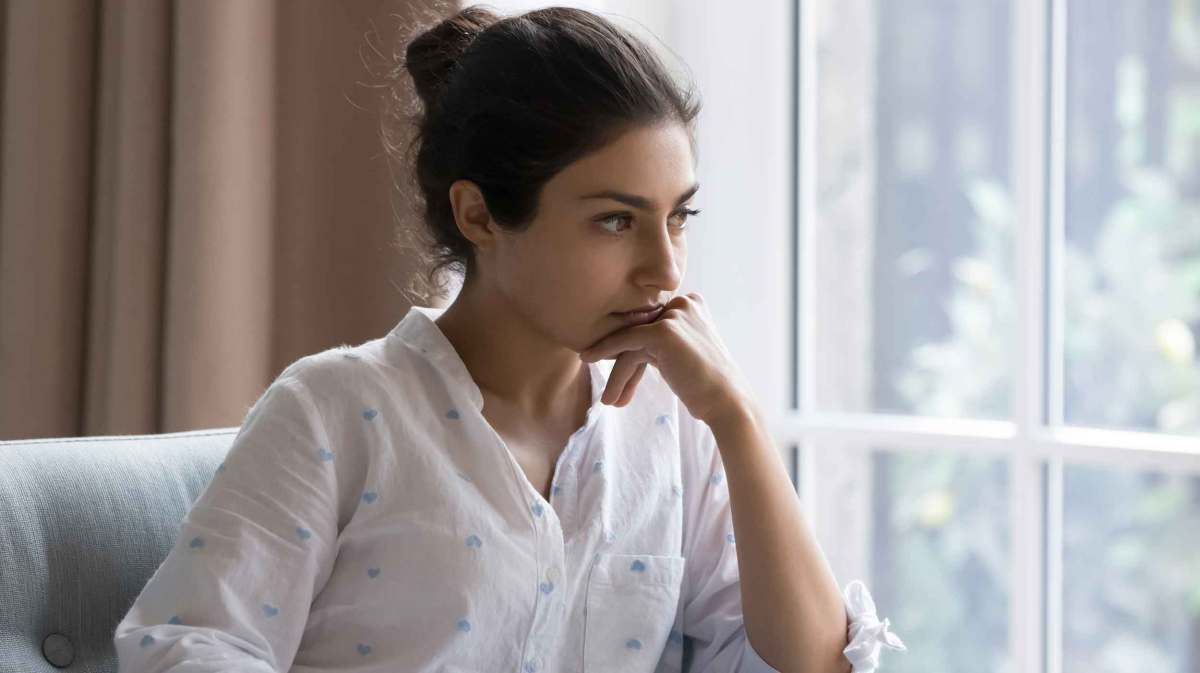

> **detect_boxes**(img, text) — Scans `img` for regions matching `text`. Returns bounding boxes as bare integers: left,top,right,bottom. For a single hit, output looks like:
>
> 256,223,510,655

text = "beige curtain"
0,0,451,441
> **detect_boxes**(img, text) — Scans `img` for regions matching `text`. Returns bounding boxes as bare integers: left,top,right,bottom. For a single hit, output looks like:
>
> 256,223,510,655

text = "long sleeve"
676,400,906,673
114,373,340,673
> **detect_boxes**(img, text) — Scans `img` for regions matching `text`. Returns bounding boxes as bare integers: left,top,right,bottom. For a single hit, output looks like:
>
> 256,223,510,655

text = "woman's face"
485,122,698,354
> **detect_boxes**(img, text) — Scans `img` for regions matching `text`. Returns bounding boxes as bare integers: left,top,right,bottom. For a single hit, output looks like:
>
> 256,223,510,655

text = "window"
791,1,1200,673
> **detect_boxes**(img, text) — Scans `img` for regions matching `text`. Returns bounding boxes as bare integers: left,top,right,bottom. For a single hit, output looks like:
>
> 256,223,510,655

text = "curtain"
0,0,451,440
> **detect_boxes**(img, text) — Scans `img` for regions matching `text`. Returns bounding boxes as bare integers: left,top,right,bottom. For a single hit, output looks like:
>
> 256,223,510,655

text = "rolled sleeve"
841,580,907,673
113,374,339,673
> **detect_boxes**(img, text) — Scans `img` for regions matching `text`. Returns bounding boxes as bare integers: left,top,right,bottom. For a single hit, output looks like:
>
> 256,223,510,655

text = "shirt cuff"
842,580,907,673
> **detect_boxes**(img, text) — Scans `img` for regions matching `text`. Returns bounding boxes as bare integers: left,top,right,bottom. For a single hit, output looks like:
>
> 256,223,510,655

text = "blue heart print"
361,491,378,504
357,643,372,656
551,485,562,495
593,460,603,473
446,408,461,420
465,534,482,548
296,526,312,540
656,414,669,425
727,532,736,544
539,581,554,594
167,615,182,625
456,470,473,482
368,567,381,578
630,559,646,572
363,408,378,421
189,536,204,549
626,638,643,649
139,635,154,647
531,503,544,517
262,604,279,618
457,618,472,633
317,447,334,461
710,471,724,485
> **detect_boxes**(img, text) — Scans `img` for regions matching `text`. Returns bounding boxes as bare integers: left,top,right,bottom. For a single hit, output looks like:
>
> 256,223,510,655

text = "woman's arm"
707,397,850,673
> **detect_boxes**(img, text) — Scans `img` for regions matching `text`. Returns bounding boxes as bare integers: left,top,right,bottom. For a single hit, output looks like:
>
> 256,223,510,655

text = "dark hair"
370,3,701,304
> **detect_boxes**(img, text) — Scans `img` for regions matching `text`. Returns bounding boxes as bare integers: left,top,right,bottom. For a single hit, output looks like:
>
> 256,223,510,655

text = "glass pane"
811,0,1015,419
812,444,1011,673
1062,0,1200,435
1062,464,1200,671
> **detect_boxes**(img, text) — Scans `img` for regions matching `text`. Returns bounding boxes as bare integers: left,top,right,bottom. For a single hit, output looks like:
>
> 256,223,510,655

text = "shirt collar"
389,304,610,414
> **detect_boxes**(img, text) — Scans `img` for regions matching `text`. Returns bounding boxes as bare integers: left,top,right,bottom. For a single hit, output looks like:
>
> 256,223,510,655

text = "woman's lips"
611,305,664,325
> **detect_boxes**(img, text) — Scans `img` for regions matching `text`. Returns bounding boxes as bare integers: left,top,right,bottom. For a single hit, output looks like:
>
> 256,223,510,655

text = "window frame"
786,2,1200,673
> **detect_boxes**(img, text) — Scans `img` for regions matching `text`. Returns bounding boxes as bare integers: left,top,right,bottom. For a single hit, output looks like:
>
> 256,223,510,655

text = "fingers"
580,321,659,363
601,350,647,405
613,361,648,406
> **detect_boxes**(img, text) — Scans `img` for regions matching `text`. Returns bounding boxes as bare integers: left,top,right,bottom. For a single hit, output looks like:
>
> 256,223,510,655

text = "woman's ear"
448,179,496,250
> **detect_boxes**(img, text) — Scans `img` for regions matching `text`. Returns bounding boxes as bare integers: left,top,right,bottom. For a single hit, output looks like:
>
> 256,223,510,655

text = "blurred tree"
889,2,1200,668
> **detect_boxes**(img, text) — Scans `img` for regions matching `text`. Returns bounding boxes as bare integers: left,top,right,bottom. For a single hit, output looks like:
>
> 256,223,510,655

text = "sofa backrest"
0,427,239,672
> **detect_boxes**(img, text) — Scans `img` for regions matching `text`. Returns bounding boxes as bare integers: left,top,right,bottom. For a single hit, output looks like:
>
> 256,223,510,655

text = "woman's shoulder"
271,337,394,398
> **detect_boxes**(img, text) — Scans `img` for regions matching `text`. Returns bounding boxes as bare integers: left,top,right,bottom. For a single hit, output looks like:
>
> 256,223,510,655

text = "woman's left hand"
578,292,751,425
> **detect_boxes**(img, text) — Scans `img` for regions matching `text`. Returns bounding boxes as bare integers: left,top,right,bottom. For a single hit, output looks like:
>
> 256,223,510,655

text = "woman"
114,5,904,673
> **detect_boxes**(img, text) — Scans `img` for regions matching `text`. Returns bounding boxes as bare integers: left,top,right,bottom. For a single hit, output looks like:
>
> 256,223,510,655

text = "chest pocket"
582,552,686,673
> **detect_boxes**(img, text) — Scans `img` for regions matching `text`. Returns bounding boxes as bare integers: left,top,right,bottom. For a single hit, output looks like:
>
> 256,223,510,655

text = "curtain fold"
0,0,449,441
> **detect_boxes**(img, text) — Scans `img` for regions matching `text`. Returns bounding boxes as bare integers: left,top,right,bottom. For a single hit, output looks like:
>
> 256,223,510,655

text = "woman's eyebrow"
578,182,700,210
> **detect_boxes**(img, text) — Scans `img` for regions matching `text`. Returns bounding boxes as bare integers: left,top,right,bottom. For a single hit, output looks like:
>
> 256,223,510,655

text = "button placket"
526,520,565,670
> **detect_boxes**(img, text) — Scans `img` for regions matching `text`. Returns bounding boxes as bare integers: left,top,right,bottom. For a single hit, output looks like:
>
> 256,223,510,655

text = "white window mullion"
1039,425,1200,474
1045,457,1064,673
795,0,818,530
796,0,817,422
1043,0,1069,671
776,413,1200,475
1012,0,1052,671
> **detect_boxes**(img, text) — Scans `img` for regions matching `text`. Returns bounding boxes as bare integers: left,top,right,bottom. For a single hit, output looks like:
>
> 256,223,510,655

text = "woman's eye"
597,208,701,235
598,214,633,234
672,207,701,229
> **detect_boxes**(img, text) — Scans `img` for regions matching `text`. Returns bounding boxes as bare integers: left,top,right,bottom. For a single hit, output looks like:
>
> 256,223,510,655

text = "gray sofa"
0,427,239,673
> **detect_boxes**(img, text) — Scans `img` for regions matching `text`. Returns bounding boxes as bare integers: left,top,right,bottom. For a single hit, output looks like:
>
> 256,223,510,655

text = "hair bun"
405,6,499,110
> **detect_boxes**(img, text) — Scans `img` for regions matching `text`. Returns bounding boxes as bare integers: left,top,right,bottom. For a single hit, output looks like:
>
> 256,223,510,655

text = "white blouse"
114,304,905,673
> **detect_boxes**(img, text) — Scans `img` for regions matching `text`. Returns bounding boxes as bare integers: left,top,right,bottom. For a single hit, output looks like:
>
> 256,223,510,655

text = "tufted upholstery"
0,427,239,672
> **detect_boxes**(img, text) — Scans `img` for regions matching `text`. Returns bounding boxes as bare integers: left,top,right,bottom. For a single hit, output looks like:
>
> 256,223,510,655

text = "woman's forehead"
549,126,696,202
